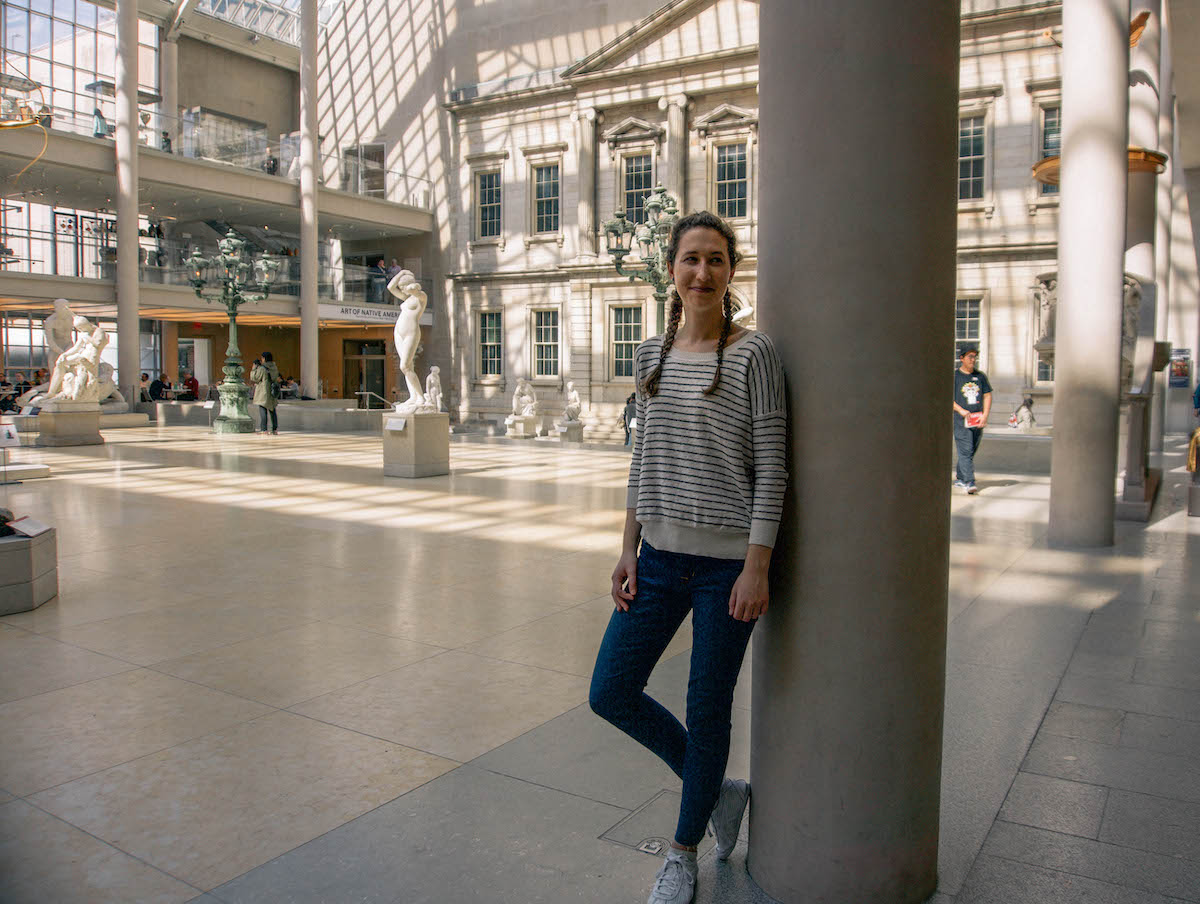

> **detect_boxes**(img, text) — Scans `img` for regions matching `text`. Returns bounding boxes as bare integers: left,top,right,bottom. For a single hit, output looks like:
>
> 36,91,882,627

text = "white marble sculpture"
16,298,76,407
44,315,109,404
424,365,443,412
387,269,437,414
560,381,581,423
511,378,537,417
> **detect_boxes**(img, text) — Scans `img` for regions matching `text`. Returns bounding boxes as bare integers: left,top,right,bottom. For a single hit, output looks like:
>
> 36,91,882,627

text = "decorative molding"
521,141,569,157
1025,76,1062,95
960,84,1004,101
465,150,510,165
570,107,598,124
657,94,690,112
602,116,665,146
693,103,759,146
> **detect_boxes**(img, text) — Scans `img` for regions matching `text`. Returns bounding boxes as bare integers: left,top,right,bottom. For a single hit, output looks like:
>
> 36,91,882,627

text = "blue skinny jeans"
589,540,755,846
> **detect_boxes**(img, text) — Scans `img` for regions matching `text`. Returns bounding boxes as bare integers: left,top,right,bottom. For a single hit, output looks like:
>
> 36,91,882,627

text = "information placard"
385,417,407,432
7,516,51,537
0,424,19,448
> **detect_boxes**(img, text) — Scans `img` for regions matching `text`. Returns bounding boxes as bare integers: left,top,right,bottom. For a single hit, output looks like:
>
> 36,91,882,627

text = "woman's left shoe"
709,777,749,860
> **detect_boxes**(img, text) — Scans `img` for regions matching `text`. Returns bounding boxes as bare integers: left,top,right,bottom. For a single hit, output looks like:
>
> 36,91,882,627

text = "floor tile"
30,710,456,892
957,853,1185,904
40,604,317,666
150,622,444,708
0,625,137,704
1022,733,1200,805
1119,711,1200,759
0,799,199,904
1040,701,1126,745
0,669,270,796
998,772,1108,838
980,820,1200,901
1055,673,1200,723
212,764,645,904
947,599,1089,677
290,650,591,762
1098,790,1200,863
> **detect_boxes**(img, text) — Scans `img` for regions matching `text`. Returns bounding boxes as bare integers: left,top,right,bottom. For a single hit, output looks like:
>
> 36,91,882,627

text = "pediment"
693,103,758,139
563,0,758,79
602,116,665,147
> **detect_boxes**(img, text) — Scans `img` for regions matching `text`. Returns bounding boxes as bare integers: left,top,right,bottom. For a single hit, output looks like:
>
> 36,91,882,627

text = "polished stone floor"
0,427,1198,904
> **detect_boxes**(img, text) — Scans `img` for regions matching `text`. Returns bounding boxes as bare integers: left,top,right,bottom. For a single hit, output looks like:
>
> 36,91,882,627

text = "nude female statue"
387,269,428,412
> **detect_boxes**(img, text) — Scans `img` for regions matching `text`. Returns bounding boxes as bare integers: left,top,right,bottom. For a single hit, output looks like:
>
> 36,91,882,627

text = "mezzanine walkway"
0,428,1198,903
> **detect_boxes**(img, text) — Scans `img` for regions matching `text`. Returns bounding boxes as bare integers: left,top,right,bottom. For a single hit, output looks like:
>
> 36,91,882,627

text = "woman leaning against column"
589,210,788,904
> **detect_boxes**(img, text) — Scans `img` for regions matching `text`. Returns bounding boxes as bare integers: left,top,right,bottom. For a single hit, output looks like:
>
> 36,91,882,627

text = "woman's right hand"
611,550,637,612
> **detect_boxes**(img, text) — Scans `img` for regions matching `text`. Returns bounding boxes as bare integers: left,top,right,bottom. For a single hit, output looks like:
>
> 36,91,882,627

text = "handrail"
354,391,391,410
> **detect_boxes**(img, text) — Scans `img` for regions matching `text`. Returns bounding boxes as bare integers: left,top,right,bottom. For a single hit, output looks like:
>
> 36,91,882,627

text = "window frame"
957,85,1001,217
609,302,645,382
954,292,989,374
1026,78,1064,214
476,308,504,382
709,138,752,223
466,150,509,249
521,142,567,247
619,150,656,225
529,306,562,383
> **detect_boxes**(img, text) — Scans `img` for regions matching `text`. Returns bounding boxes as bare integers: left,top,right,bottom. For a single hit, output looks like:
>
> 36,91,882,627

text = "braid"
641,292,683,397
703,290,734,395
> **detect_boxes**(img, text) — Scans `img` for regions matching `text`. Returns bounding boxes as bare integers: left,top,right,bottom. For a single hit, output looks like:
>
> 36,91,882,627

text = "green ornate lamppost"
602,184,680,334
188,231,279,434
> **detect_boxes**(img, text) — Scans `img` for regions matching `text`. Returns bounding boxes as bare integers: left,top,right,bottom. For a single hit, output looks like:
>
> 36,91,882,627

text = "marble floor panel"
0,428,1196,903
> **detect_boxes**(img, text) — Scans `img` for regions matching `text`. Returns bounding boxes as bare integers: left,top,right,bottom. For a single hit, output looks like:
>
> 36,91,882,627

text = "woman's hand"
611,550,637,612
730,544,772,622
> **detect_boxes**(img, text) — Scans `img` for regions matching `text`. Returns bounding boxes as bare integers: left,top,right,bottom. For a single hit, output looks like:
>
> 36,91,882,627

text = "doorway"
343,339,388,408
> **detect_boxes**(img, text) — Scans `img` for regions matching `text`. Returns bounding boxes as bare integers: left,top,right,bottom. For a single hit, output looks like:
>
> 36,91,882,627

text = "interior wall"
177,37,300,142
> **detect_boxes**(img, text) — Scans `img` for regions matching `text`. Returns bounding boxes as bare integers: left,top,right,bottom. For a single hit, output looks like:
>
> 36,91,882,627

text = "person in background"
250,351,281,434
386,258,403,279
139,372,151,402
622,392,636,446
149,373,170,401
0,379,16,413
13,373,30,397
180,370,200,401
160,130,172,153
952,346,993,495
33,368,47,386
92,108,108,139
370,258,388,303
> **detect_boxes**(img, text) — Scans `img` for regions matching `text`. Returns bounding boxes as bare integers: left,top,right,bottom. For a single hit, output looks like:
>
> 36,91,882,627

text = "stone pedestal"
382,412,449,478
505,414,539,439
36,401,103,447
555,421,584,443
0,529,57,615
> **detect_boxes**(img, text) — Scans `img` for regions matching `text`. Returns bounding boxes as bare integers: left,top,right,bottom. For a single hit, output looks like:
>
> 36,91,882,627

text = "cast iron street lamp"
602,184,679,334
188,231,279,434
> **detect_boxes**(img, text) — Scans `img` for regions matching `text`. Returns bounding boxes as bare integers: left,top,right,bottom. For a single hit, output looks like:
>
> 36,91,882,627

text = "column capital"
571,106,598,124
658,94,690,112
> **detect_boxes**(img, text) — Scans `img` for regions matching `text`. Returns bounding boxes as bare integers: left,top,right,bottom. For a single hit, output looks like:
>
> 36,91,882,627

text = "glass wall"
0,311,160,385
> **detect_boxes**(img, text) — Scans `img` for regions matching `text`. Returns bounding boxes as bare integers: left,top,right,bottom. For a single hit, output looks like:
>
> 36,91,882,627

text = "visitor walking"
251,351,281,434
953,345,992,494
622,392,636,446
588,211,787,904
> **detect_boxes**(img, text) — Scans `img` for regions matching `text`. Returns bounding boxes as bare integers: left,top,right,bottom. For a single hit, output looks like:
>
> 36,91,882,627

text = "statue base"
1188,474,1200,518
555,421,584,443
505,414,539,439
213,382,254,434
0,529,57,615
36,400,103,447
383,412,450,478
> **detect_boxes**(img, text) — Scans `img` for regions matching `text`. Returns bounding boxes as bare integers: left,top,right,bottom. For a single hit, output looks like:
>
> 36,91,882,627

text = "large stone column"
750,2,958,902
299,0,320,397
572,107,597,257
1150,2,1173,450
1126,2,1160,305
1047,0,1131,548
114,0,140,406
659,94,688,206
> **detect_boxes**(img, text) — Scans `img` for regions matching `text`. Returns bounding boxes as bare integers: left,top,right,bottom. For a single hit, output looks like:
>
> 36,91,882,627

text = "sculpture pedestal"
383,412,449,478
1189,471,1200,518
36,401,103,447
213,381,254,434
0,529,57,615
555,421,584,443
505,414,539,439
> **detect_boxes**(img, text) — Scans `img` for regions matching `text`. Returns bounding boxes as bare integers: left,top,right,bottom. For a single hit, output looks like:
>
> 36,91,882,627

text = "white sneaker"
708,777,749,860
647,848,697,904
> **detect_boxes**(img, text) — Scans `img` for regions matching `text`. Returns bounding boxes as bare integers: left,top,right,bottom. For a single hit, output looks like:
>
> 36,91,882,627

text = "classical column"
299,0,320,397
115,0,140,407
1126,2,1160,309
751,2,958,902
159,38,178,152
659,94,688,206
1150,1,1173,450
572,107,598,257
1047,0,1131,548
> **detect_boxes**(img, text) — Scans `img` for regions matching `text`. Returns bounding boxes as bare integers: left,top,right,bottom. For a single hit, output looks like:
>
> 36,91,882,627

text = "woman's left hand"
728,566,769,622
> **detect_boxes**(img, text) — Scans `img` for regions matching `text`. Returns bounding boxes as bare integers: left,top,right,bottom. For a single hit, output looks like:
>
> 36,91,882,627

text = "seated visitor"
139,372,151,402
179,371,200,401
13,373,30,396
149,373,170,401
282,376,300,398
0,381,15,413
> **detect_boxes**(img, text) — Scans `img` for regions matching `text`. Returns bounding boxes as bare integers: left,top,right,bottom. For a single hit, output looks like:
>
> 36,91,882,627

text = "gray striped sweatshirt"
627,330,788,560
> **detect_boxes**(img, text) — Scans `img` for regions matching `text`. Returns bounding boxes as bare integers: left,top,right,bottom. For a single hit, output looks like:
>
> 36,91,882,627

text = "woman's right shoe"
647,848,697,904
709,777,749,860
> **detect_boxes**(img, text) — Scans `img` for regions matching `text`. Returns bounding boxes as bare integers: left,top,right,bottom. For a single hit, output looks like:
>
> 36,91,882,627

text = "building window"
479,311,502,376
342,144,386,197
1041,106,1061,196
624,154,653,224
958,116,985,201
715,142,748,220
612,306,642,378
533,310,559,377
477,171,502,239
533,164,559,234
955,298,981,365
1037,358,1054,382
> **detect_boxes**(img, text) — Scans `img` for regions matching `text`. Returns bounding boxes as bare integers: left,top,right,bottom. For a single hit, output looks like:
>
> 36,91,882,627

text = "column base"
1116,467,1161,522
213,382,255,434
383,412,449,478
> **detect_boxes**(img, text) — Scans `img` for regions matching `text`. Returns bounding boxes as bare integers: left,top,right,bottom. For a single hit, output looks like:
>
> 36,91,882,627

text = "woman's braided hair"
639,211,740,398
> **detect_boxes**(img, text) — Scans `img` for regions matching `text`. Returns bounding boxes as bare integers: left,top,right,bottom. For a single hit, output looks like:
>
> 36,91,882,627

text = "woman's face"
668,227,735,316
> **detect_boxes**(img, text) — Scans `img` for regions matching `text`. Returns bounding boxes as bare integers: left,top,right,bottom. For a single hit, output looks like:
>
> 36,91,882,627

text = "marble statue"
561,381,581,423
44,315,109,403
16,298,76,407
424,365,443,412
96,362,127,409
511,378,537,417
387,269,434,414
